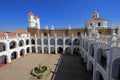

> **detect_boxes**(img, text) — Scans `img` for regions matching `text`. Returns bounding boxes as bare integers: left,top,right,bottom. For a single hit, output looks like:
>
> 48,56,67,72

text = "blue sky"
0,0,120,30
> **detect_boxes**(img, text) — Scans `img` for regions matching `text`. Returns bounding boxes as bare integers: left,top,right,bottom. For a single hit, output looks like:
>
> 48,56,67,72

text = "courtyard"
0,53,92,80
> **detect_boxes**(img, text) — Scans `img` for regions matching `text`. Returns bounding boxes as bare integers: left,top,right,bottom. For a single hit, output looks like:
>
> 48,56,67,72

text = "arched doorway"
26,39,29,45
65,47,71,55
112,58,120,80
31,47,36,53
97,48,107,69
26,47,30,53
0,42,6,52
57,47,63,54
44,47,48,53
96,71,104,80
65,39,71,45
20,49,25,57
51,47,55,54
84,55,88,67
19,40,24,47
89,44,94,57
31,39,35,45
38,47,42,53
37,39,41,45
73,38,80,45
50,39,55,45
11,51,17,60
85,41,88,51
43,39,48,45
0,55,7,64
88,61,94,76
57,39,63,45
73,47,80,55
9,41,17,49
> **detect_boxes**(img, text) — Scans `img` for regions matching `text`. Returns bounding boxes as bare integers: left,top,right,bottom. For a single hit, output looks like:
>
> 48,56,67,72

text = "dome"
87,18,107,23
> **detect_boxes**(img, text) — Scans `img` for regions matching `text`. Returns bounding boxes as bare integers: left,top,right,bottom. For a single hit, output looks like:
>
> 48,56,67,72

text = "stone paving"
0,53,60,80
0,53,92,80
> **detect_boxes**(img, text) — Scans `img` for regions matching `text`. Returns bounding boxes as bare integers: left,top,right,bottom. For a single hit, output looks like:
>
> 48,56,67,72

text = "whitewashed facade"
0,11,120,80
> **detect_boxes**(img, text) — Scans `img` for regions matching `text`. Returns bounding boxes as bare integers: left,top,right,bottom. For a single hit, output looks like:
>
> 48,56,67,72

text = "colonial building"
0,11,120,80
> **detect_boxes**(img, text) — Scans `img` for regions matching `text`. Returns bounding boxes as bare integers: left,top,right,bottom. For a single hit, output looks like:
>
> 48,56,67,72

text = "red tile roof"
13,29,29,34
0,32,5,37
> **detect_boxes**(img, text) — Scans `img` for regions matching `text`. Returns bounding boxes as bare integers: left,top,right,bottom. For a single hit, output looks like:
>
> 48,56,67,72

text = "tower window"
98,23,101,27
90,23,92,26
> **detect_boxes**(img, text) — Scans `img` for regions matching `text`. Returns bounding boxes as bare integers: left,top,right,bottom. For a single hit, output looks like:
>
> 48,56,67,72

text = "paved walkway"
52,55,92,80
0,53,60,80
0,54,92,80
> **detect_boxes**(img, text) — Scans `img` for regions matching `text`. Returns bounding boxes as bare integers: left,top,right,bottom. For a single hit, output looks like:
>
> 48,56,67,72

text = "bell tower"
28,11,40,29
92,11,99,18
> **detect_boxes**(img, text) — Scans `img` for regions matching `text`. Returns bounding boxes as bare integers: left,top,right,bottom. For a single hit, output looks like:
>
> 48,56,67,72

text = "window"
98,23,101,27
90,23,92,26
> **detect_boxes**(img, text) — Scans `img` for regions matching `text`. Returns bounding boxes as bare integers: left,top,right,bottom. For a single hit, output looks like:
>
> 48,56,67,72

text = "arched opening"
38,47,42,53
9,41,17,49
50,39,55,45
51,47,55,54
73,38,80,45
98,22,101,27
85,41,88,51
57,39,63,45
97,48,107,69
57,47,63,54
20,49,25,57
0,42,6,52
26,39,29,45
44,47,48,53
96,71,104,80
88,61,94,76
0,55,7,64
19,40,24,47
79,39,82,46
31,39,35,45
112,58,120,80
37,39,41,45
43,39,48,45
84,55,88,66
31,46,36,53
65,47,71,55
82,40,84,48
11,51,17,60
89,44,94,57
73,47,80,55
26,47,30,53
65,39,71,45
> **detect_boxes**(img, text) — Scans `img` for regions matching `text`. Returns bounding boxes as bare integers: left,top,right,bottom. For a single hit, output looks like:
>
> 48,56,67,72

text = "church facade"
0,11,120,80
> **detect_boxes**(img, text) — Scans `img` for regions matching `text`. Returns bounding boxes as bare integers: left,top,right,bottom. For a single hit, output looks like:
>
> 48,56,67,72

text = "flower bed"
31,65,47,79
